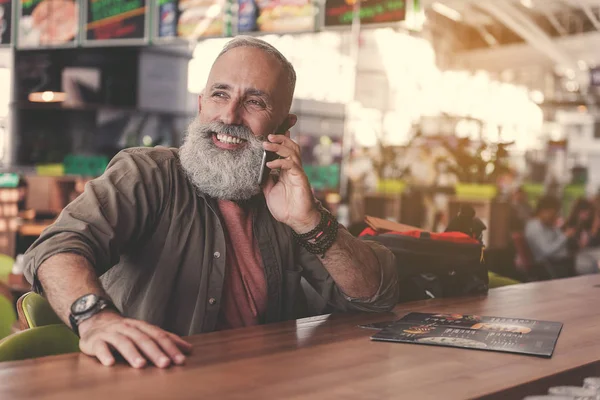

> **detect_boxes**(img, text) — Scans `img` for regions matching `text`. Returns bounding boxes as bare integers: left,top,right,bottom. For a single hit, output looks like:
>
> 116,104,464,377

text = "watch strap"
69,298,115,337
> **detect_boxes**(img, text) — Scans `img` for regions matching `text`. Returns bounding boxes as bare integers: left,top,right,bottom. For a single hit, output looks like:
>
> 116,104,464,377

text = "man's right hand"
78,311,193,368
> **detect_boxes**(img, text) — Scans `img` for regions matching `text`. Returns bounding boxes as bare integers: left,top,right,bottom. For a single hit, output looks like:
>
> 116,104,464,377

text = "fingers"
263,134,301,164
129,322,191,365
267,133,300,153
120,326,172,368
266,158,304,175
263,142,300,164
104,332,147,369
129,320,192,353
91,341,115,367
80,317,192,369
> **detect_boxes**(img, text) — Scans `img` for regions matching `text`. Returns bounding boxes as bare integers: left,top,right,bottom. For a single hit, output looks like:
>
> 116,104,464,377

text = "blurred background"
1,0,600,282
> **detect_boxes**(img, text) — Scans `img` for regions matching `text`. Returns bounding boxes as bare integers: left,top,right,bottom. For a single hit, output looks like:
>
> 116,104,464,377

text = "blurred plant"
367,126,514,185
371,143,409,181
442,138,513,184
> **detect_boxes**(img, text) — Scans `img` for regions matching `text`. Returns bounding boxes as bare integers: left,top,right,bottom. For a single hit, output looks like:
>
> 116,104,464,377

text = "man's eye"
212,92,227,98
248,99,264,107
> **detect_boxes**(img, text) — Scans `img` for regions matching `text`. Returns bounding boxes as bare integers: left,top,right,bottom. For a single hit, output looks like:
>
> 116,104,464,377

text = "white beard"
179,117,265,201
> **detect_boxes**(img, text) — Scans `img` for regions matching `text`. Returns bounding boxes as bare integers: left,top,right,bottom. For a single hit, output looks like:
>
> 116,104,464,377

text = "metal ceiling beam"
476,1,577,70
542,9,569,36
473,24,498,46
572,0,600,31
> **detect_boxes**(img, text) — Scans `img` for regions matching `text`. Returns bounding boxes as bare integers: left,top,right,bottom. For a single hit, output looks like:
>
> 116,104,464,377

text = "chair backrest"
0,324,79,363
17,292,63,329
488,272,520,288
0,294,16,340
0,254,14,282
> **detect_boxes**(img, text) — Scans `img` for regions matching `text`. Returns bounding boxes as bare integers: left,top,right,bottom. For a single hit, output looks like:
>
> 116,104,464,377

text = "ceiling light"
432,2,462,21
28,91,67,103
565,81,579,92
520,0,534,9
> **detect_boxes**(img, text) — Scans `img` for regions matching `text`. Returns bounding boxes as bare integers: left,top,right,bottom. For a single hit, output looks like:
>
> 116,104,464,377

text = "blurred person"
524,195,575,279
593,189,600,211
505,186,533,280
508,186,533,233
22,36,398,369
564,198,600,275
564,198,600,249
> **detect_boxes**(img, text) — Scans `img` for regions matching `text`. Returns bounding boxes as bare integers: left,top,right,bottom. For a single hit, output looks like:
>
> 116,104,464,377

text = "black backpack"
360,227,489,303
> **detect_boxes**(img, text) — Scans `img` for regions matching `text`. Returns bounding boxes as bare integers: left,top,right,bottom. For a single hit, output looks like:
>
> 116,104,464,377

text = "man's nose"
221,100,243,125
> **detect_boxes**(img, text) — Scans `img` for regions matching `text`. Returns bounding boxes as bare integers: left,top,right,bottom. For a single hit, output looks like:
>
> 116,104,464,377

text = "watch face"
72,294,99,315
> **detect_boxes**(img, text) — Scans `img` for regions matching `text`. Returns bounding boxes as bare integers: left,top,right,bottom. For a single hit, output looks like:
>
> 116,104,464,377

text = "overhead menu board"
156,0,226,41
238,0,315,34
324,0,406,27
84,0,147,44
18,0,78,48
0,0,12,45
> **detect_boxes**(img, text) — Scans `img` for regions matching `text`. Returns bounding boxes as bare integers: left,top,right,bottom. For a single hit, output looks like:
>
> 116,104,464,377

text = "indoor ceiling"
419,0,600,105
422,0,600,51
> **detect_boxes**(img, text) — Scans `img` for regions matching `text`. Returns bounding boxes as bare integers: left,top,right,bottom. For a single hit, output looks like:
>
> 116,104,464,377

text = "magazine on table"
365,312,562,358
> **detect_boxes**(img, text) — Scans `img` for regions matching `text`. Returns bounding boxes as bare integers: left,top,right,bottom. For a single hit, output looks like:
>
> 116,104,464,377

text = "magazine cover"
369,312,563,358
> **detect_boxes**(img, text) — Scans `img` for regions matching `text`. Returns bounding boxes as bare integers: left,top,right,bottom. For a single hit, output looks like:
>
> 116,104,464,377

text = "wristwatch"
69,294,117,336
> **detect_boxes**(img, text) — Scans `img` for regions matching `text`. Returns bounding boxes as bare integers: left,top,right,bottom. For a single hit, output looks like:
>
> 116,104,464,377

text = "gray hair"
217,36,296,95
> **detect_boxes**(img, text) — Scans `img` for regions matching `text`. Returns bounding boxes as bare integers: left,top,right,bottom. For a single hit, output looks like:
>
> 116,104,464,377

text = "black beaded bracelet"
293,211,339,258
293,210,329,240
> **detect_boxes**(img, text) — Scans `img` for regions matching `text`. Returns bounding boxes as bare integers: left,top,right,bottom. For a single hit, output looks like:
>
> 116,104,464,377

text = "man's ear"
197,94,203,113
284,114,298,137
287,114,298,129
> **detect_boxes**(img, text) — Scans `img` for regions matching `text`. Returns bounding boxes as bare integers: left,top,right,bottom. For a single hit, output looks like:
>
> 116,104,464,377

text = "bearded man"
23,36,398,369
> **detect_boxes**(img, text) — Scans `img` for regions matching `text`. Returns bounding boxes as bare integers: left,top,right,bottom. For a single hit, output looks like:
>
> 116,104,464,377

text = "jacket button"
213,251,221,259
208,298,217,305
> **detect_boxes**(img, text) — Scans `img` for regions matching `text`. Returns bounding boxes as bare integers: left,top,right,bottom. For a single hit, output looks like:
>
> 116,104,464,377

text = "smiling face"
179,44,297,201
200,46,294,147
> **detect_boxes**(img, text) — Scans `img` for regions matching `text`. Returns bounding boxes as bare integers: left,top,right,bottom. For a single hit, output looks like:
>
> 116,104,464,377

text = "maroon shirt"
216,200,268,330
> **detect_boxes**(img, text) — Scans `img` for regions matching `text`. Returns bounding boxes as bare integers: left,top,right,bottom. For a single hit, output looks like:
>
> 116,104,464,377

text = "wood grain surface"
1,275,599,400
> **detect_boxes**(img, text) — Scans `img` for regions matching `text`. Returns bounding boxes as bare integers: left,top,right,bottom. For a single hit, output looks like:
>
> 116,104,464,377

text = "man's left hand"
262,133,320,234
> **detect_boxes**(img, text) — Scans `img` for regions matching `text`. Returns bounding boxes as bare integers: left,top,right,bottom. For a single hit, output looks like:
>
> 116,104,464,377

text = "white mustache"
200,121,258,141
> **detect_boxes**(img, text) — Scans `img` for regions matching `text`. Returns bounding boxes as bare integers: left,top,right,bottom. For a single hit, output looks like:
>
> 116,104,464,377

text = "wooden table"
1,276,600,400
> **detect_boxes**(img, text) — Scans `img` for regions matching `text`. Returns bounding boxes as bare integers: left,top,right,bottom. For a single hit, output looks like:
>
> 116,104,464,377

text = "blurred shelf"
16,102,196,118
19,222,52,237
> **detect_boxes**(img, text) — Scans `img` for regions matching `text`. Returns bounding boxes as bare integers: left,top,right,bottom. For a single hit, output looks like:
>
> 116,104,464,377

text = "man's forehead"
207,47,286,94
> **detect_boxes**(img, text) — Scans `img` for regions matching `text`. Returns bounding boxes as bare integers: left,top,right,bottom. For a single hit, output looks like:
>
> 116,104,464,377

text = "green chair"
0,324,79,363
488,271,521,288
17,292,63,329
0,254,13,282
0,294,16,340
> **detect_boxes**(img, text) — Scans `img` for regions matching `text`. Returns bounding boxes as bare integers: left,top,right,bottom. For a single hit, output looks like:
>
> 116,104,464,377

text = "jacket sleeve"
297,228,398,314
22,149,173,291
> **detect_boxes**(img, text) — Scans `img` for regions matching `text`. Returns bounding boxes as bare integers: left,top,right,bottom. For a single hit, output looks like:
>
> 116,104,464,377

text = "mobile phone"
258,118,290,186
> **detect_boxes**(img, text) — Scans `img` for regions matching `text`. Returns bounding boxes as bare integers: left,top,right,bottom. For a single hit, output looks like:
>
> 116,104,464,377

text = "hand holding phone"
258,118,290,186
